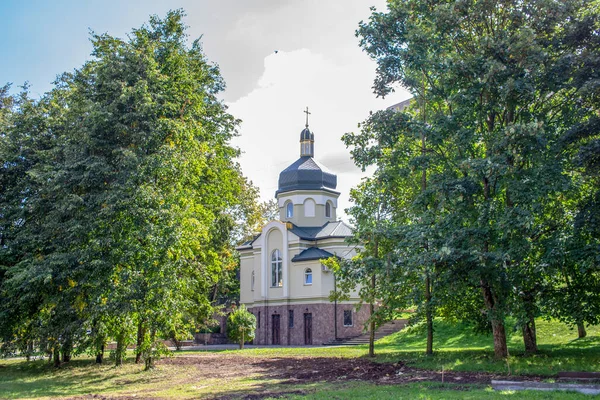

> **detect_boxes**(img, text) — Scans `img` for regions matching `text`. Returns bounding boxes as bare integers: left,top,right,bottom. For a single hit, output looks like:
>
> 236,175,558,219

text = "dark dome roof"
300,127,313,141
276,156,338,195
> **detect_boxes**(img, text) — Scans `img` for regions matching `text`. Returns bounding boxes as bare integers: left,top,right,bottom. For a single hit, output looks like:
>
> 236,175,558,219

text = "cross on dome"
304,106,311,128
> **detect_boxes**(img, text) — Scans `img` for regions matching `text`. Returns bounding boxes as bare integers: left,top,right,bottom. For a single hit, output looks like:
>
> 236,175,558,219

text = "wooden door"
271,314,281,345
304,313,313,345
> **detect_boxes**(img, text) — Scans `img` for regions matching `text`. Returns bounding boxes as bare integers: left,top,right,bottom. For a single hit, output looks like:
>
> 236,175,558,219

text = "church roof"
234,221,353,251
291,247,334,262
276,156,338,195
288,221,353,240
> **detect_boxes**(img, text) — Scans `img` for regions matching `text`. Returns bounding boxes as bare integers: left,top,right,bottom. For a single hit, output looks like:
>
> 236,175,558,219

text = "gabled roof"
291,247,334,262
235,221,353,251
288,221,353,240
236,234,260,251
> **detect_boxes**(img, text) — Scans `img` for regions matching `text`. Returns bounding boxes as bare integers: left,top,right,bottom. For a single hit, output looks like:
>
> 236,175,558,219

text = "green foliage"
348,0,600,359
226,304,256,349
0,10,257,367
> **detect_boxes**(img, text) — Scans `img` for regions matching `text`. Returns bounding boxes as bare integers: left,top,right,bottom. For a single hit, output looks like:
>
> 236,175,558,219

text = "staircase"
323,319,408,346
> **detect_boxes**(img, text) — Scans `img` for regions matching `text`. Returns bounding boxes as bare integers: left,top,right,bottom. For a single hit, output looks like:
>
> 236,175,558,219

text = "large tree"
0,10,254,368
356,0,598,358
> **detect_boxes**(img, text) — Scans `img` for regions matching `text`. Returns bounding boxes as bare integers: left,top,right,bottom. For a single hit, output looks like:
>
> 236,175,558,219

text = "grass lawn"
0,319,598,399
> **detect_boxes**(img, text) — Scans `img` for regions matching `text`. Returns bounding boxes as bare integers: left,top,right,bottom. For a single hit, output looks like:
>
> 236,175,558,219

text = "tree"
227,305,256,349
0,10,257,369
357,0,597,358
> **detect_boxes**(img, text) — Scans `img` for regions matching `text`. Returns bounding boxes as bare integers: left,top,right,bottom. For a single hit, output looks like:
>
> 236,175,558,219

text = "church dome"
300,127,312,141
276,156,337,195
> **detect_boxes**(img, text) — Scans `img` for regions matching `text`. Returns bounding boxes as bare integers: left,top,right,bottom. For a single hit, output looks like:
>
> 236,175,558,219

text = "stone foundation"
247,303,370,345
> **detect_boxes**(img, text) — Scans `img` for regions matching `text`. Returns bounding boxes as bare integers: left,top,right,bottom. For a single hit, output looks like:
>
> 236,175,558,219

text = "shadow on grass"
0,357,165,399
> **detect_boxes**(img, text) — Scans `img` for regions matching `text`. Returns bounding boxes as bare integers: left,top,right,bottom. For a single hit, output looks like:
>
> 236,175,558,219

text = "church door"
304,313,313,345
271,314,281,345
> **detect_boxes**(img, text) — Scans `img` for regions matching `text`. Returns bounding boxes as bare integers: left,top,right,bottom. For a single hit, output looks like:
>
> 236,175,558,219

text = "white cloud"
228,48,410,219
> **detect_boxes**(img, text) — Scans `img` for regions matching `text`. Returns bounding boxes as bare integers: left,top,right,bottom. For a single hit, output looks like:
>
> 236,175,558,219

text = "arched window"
251,271,255,291
286,202,294,218
304,268,313,285
325,202,332,218
304,198,315,217
271,249,283,287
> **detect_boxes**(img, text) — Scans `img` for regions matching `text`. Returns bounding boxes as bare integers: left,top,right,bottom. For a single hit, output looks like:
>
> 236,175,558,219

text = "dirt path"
159,353,540,386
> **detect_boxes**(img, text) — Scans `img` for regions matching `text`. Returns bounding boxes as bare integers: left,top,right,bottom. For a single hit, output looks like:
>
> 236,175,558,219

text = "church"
237,112,369,345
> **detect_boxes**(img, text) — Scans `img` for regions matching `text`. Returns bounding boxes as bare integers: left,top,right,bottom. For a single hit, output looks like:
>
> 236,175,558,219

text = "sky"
0,0,411,218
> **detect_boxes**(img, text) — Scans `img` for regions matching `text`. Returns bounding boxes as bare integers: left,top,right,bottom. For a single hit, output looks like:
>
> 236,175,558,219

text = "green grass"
371,319,600,375
0,319,598,399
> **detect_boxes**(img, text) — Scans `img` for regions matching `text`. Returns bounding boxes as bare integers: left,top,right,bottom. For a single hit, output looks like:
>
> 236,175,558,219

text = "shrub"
227,305,256,349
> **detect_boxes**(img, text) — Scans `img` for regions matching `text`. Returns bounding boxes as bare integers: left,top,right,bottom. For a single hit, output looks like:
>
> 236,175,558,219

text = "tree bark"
240,330,245,350
369,274,376,358
53,345,61,367
577,322,587,338
62,337,72,363
115,334,125,367
425,273,433,355
481,281,508,358
522,316,537,354
144,329,156,371
95,344,105,364
135,322,145,364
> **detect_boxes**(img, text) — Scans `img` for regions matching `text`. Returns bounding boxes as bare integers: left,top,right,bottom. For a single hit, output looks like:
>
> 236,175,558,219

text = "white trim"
259,221,289,298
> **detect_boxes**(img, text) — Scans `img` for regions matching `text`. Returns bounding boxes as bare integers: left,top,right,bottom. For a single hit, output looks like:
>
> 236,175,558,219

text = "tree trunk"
240,330,245,350
481,280,508,359
95,344,105,364
369,274,376,358
115,334,125,367
62,337,72,363
53,345,61,367
135,322,145,364
425,273,433,355
577,322,587,338
26,341,33,362
144,329,156,371
522,316,537,354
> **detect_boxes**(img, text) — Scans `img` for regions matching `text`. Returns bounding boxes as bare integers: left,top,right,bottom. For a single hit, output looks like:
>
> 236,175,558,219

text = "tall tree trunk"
420,100,434,356
53,345,61,367
144,329,156,371
481,281,508,359
369,239,378,358
26,341,33,362
115,332,125,367
522,316,537,354
425,273,433,355
577,322,587,338
61,336,72,363
95,344,105,364
240,330,245,350
135,321,145,364
369,274,376,358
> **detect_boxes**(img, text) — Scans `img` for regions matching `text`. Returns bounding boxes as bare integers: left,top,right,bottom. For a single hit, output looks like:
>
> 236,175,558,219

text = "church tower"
236,108,368,346
276,108,339,226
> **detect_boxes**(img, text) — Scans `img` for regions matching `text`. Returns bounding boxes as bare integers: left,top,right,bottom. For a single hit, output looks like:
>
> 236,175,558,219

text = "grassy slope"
373,319,600,375
0,319,598,399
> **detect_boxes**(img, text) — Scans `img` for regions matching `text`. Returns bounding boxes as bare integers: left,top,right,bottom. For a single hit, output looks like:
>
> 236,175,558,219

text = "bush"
227,305,256,349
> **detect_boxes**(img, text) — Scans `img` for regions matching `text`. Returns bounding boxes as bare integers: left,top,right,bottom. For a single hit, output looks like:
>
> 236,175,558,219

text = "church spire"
300,107,314,157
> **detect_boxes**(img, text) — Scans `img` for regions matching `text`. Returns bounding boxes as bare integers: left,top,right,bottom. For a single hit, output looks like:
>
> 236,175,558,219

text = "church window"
344,310,353,326
271,249,283,287
286,202,294,218
289,310,294,328
304,198,315,217
325,202,332,218
251,271,255,291
304,268,312,285
258,311,261,328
